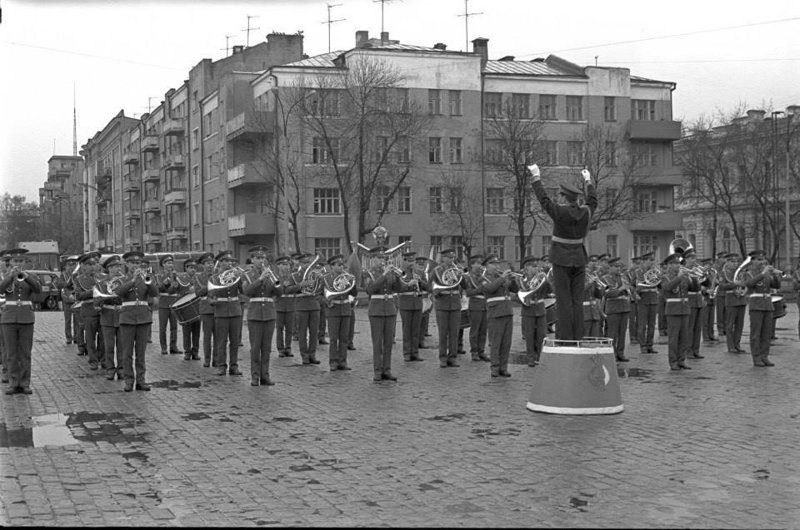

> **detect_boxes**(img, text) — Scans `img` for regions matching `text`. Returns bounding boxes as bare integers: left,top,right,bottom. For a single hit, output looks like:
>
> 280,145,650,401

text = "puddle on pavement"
423,413,469,422
617,367,654,379
150,379,205,390
1,411,145,448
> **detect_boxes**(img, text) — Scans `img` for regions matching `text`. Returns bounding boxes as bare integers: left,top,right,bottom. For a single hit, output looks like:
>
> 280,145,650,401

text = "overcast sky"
1,0,799,203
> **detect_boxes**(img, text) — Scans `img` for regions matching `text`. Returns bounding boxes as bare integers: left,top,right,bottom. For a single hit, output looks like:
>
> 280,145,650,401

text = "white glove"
581,169,591,182
528,164,540,178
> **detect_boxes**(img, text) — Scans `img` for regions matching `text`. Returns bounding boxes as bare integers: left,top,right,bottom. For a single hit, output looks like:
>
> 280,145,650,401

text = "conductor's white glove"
528,164,540,179
581,169,591,183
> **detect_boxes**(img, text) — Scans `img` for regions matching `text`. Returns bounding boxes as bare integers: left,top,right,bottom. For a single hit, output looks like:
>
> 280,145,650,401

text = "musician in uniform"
714,251,729,336
719,253,748,354
73,251,104,370
322,254,358,371
397,251,428,362
464,254,489,362
602,257,631,362
365,246,411,381
96,255,124,380
291,253,322,365
157,254,182,355
743,250,781,367
432,248,463,368
700,257,720,343
627,255,641,345
480,254,519,377
661,253,697,370
273,256,297,357
519,256,551,367
634,252,660,354
290,251,304,343
209,250,245,376
114,251,158,391
415,256,433,350
530,164,597,340
1,248,42,394
683,249,708,361
242,247,283,385
195,252,217,367
55,255,79,344
177,258,201,361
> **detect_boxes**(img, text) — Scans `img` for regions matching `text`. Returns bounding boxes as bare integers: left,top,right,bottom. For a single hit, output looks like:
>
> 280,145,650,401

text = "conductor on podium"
531,164,598,340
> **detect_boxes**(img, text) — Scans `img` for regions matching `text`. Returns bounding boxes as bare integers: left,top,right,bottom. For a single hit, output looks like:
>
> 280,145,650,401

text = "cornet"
259,266,281,287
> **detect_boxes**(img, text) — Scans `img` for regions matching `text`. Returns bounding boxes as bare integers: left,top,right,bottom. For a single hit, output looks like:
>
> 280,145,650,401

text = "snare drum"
544,298,557,325
171,293,200,325
772,295,786,319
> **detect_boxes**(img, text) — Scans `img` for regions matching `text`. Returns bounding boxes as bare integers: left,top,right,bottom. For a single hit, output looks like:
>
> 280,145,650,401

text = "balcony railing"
628,209,683,232
629,120,682,141
163,153,185,170
225,109,274,141
141,135,160,152
144,232,162,244
122,176,141,192
163,117,186,136
143,199,161,212
123,151,139,164
228,212,275,237
633,165,683,187
227,162,268,188
164,189,187,205
165,227,188,240
143,168,160,182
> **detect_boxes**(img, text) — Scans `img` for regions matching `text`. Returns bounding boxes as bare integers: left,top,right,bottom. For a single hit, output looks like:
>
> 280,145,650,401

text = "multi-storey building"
38,155,85,254
247,31,682,262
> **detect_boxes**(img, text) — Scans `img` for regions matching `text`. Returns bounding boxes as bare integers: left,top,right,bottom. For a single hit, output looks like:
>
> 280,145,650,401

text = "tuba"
517,272,547,306
324,272,355,301
669,238,693,256
731,256,751,296
207,266,246,290
433,266,463,293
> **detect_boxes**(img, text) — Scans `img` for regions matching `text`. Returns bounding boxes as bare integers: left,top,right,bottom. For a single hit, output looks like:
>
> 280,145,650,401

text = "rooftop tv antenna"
457,0,483,52
322,3,345,53
220,34,235,56
373,0,397,34
73,82,78,156
242,15,260,48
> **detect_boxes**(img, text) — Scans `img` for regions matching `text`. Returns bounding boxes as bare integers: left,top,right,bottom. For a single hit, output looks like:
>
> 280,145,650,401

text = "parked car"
21,270,62,311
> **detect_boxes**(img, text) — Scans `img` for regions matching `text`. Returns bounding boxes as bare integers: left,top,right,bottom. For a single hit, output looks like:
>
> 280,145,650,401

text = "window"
538,140,558,166
313,188,341,215
192,202,200,226
721,227,732,254
449,137,463,164
451,236,464,261
311,89,341,117
429,186,444,214
395,88,410,113
314,238,341,260
538,95,556,120
398,235,412,244
486,188,504,214
604,97,616,121
513,236,533,263
312,137,340,164
606,235,618,258
486,236,505,260
448,186,463,212
374,88,389,111
541,236,551,257
605,141,618,167
397,186,412,213
203,110,214,137
634,190,658,213
395,136,410,164
428,89,442,115
632,142,658,167
429,137,442,163
192,165,200,188
566,96,584,121
430,236,443,256
604,187,618,209
485,139,504,166
449,90,462,116
191,128,199,151
374,136,390,163
485,92,502,118
566,141,584,166
375,185,392,212
632,99,657,121
511,93,530,119
633,235,658,259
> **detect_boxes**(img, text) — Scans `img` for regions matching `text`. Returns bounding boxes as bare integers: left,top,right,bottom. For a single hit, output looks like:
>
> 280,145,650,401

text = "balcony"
141,135,160,152
163,117,185,136
143,199,161,213
228,213,275,237
227,162,267,188
165,227,188,240
164,189,187,205
144,232,162,244
48,169,73,179
143,168,161,182
95,214,113,227
122,176,141,192
163,153,185,170
629,120,682,141
94,167,112,185
123,150,139,165
633,165,683,187
226,109,274,142
628,209,684,232
124,209,141,220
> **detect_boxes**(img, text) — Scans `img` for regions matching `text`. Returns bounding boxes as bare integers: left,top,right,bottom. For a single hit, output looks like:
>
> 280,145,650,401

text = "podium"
527,337,623,415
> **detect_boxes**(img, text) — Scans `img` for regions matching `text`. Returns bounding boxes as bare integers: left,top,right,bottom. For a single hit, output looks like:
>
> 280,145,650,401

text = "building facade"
38,155,85,254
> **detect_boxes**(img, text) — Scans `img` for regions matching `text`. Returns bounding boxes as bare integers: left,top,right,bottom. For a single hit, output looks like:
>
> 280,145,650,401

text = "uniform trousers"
369,315,396,376
200,313,215,364
182,320,201,358
637,304,657,350
119,324,148,383
83,313,102,366
73,306,86,353
522,314,546,365
749,310,773,364
435,309,460,363
686,305,703,356
584,318,601,338
63,303,79,341
702,300,716,339
488,315,513,373
0,324,6,377
400,308,422,359
158,307,178,351
628,303,638,343
100,325,120,373
295,309,320,361
318,303,327,340
348,309,356,347
551,265,585,340
725,306,746,351
468,310,487,356
717,302,727,335
327,314,350,368
276,311,294,353
666,314,689,366
605,313,629,360
214,315,242,370
248,319,275,380
2,323,34,390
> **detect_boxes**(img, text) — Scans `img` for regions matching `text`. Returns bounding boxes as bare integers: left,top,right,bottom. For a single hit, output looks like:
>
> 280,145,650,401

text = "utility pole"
785,113,794,270
242,15,260,48
457,0,483,52
322,3,345,53
73,82,78,156
220,34,235,56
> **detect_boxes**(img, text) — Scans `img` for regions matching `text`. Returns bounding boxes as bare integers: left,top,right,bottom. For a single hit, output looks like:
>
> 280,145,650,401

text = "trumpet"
586,271,607,289
15,270,28,282
384,264,405,276
679,265,707,279
259,266,281,287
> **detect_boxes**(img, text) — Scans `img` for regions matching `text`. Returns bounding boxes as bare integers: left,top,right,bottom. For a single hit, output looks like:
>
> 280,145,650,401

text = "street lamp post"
770,111,783,263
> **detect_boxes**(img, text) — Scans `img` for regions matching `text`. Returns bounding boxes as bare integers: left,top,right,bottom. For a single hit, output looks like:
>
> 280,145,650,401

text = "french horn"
208,266,246,290
639,267,662,288
93,275,124,299
517,272,547,306
432,266,463,293
324,272,355,300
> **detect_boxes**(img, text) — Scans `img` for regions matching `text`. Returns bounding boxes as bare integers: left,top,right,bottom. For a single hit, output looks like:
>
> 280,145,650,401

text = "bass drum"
171,293,200,325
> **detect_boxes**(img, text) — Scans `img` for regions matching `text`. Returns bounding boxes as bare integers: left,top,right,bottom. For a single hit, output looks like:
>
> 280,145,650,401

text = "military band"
195,252,217,367
73,251,104,370
519,256,551,367
397,251,428,363
157,254,182,355
1,248,41,394
322,254,357,371
742,250,780,367
242,246,283,385
463,255,489,362
209,250,245,376
97,254,124,380
602,257,631,363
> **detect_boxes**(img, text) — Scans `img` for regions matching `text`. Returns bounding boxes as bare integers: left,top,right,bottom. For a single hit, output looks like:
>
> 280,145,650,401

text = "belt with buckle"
371,294,396,300
486,296,509,303
5,300,32,306
665,297,688,302
215,297,239,302
121,301,149,307
248,297,274,303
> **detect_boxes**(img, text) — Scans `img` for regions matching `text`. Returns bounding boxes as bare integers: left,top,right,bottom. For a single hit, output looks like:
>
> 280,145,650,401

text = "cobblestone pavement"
2,303,799,527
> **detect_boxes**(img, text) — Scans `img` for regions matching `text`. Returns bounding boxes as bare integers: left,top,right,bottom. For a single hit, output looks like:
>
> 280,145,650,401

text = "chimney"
746,109,766,121
232,45,244,55
787,105,800,116
356,30,369,48
499,55,514,62
433,42,447,51
472,37,488,67
380,31,390,44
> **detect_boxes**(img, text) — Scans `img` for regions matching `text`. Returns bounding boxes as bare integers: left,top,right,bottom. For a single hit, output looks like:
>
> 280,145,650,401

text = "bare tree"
0,194,41,248
438,169,483,258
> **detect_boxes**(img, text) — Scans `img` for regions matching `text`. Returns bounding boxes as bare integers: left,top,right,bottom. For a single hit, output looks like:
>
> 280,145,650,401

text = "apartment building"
38,155,85,254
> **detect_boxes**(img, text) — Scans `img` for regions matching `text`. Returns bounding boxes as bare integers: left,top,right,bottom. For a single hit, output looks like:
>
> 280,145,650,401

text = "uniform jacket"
95,273,123,327
686,267,710,309
532,179,598,267
431,264,463,311
520,276,552,318
634,266,660,305
479,274,518,319
602,272,631,314
463,271,487,312
114,276,158,325
157,271,180,309
292,268,322,312
718,266,747,307
195,272,214,315
582,276,605,320
366,270,412,317
661,272,697,316
208,274,244,318
73,273,100,318
744,269,781,311
397,266,429,311
322,271,358,317
54,271,75,306
0,273,41,324
243,269,283,321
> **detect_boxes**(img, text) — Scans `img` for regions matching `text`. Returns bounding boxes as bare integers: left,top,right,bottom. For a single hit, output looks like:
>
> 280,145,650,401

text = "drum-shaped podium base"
527,337,623,415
